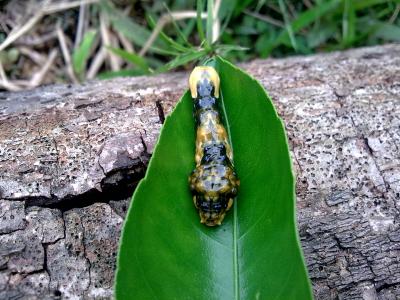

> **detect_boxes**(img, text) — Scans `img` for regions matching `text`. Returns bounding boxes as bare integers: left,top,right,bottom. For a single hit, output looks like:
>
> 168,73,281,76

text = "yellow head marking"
189,66,220,99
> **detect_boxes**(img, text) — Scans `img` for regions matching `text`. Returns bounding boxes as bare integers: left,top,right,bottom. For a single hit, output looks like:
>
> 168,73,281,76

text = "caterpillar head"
189,164,239,226
189,66,220,99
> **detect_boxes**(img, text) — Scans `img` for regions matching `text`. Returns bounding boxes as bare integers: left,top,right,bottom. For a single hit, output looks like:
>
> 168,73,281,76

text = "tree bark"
1,44,399,299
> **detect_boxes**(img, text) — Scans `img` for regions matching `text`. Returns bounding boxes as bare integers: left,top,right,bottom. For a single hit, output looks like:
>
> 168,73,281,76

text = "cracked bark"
1,44,400,299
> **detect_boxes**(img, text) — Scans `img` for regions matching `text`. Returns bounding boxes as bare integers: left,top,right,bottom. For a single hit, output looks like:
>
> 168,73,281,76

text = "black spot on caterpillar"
188,66,240,226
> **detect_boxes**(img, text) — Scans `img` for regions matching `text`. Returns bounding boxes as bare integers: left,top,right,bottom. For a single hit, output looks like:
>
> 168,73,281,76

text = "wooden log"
0,44,399,299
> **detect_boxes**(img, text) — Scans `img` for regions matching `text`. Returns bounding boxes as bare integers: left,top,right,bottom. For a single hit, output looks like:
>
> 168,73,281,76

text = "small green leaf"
72,30,97,79
115,57,312,299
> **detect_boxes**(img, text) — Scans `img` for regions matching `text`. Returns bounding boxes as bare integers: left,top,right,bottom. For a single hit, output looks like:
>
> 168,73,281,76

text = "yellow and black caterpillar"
188,66,240,226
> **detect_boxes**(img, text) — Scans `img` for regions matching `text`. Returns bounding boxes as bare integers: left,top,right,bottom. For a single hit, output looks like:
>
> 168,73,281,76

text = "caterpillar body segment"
188,66,239,226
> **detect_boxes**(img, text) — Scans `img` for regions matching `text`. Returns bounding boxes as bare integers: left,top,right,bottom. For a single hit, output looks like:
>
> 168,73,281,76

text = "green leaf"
115,57,312,299
72,30,97,79
106,46,151,73
371,21,400,42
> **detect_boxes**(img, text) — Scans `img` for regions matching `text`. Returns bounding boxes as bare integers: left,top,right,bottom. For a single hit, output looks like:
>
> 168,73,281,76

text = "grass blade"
106,46,150,73
206,0,214,45
197,0,206,44
72,30,97,79
163,3,194,48
146,14,191,53
159,50,207,72
342,0,356,47
278,0,298,51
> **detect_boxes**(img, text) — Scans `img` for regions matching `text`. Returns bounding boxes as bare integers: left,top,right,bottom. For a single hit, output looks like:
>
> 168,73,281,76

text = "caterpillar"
188,66,240,226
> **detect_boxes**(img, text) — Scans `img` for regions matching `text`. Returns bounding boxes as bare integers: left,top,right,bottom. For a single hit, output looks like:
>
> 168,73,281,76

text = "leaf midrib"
219,88,239,300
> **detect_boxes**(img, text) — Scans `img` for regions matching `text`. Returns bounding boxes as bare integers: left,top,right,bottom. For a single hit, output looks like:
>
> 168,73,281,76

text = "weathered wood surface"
0,44,399,299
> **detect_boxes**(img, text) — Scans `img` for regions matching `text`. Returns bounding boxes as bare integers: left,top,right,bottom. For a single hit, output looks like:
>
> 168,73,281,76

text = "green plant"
0,0,398,90
98,0,400,78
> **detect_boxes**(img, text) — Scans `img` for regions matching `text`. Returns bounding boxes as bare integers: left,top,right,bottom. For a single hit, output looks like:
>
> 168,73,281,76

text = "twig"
117,30,135,54
244,10,284,28
87,48,107,79
302,0,313,9
18,46,47,65
29,49,58,87
15,31,58,46
0,9,45,52
0,61,21,91
100,13,120,71
117,6,135,54
44,0,99,14
74,2,87,49
0,0,99,52
285,0,298,19
389,4,400,24
110,34,123,67
56,24,79,84
139,11,207,56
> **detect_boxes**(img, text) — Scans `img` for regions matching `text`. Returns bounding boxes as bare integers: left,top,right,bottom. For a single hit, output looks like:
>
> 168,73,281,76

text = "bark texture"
0,44,399,299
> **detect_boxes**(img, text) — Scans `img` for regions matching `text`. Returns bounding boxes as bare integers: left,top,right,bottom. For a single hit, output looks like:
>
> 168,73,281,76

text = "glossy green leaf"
116,57,312,299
